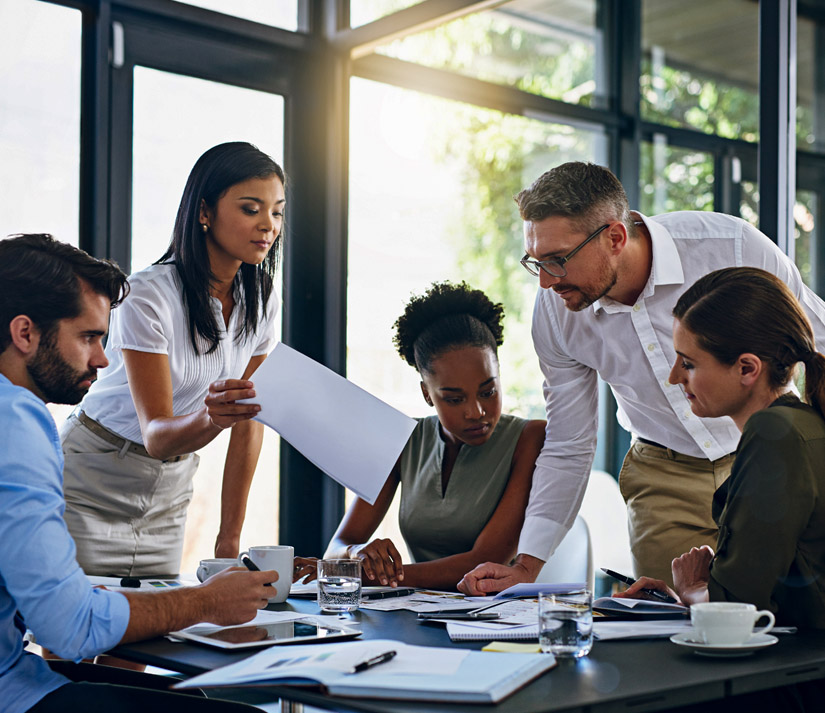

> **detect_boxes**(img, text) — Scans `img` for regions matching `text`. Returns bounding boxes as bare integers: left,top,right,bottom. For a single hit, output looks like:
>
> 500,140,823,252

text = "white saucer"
670,631,778,657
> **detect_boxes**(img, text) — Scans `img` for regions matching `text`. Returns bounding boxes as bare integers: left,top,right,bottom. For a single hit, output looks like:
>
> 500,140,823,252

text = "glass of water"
317,559,362,613
538,589,593,658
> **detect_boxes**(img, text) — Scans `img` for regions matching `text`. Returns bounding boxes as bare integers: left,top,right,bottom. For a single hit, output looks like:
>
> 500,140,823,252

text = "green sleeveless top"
398,413,528,563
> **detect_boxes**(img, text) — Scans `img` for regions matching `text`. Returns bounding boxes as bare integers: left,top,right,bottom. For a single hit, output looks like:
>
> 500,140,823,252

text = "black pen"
600,568,678,604
241,555,272,587
362,587,416,600
350,650,397,674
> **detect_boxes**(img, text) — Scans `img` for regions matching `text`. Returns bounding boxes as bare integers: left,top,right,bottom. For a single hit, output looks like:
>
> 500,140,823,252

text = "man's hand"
198,567,277,626
349,539,404,587
613,576,679,603
457,554,544,596
204,379,261,430
671,545,713,606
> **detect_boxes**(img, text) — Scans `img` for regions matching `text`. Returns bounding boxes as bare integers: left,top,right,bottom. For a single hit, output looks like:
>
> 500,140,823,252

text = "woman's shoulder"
745,397,825,444
126,263,180,294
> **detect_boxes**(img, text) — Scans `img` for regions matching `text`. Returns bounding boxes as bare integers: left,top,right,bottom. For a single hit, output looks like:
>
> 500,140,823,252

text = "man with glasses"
459,161,825,594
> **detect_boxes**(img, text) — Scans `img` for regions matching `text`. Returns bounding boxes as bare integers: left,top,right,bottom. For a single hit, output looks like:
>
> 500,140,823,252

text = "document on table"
241,343,417,504
175,639,556,703
592,620,692,640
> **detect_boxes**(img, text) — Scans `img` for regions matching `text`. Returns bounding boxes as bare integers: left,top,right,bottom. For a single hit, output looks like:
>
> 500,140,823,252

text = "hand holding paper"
240,343,417,504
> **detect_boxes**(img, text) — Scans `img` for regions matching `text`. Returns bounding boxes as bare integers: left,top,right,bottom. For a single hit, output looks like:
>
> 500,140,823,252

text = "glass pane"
372,0,606,107
740,180,759,229
132,67,284,573
132,68,284,272
640,138,714,215
0,0,80,243
171,0,298,30
797,15,825,153
795,190,818,290
347,77,606,548
641,0,758,141
351,0,423,28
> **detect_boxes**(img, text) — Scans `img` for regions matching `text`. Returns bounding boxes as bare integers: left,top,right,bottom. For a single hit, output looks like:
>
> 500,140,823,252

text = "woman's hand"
671,545,713,605
293,557,319,583
204,379,261,430
613,576,680,603
349,539,405,587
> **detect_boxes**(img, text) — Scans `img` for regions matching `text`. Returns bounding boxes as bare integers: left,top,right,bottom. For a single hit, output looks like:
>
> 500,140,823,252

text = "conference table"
110,597,825,713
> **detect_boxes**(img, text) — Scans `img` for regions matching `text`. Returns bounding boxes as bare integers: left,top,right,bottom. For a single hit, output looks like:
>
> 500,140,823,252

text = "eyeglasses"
520,224,610,278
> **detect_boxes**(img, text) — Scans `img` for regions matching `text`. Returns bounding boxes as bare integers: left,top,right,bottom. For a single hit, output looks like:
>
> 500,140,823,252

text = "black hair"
156,141,285,354
393,282,505,374
0,234,128,351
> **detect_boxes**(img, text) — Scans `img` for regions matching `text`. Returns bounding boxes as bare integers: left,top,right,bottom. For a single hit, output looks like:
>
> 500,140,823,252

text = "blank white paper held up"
242,343,416,504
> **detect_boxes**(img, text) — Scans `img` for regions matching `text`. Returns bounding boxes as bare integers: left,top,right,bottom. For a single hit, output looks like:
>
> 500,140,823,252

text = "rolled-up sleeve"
0,392,129,661
518,291,597,560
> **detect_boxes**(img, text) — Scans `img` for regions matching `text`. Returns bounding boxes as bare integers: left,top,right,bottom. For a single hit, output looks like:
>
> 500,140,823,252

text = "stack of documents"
174,639,556,703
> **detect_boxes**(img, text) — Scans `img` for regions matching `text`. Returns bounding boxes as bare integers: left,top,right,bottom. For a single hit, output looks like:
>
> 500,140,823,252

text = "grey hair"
514,162,634,235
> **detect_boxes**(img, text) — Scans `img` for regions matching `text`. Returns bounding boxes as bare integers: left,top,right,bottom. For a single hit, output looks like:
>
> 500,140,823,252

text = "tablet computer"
171,618,361,650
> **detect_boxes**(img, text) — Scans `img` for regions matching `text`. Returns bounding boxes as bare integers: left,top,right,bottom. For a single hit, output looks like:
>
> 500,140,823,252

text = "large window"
0,0,80,242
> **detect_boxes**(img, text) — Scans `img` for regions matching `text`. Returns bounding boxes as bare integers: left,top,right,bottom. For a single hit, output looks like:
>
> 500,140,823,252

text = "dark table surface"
110,598,825,713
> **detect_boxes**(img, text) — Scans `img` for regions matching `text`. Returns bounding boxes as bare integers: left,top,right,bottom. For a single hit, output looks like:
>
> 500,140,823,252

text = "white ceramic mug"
239,545,294,603
196,558,238,583
691,602,775,645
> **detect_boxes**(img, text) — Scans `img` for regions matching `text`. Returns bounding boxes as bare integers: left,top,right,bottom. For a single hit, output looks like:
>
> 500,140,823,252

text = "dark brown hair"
674,267,825,418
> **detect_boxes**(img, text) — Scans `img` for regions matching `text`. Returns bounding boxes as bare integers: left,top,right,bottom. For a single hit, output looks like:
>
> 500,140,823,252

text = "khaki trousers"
618,441,734,587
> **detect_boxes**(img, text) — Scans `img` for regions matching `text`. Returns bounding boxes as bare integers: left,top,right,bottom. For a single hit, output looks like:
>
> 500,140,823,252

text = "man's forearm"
513,553,545,582
120,588,209,643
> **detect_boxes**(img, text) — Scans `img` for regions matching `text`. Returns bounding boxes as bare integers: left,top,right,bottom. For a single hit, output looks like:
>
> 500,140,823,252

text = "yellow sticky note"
482,641,543,654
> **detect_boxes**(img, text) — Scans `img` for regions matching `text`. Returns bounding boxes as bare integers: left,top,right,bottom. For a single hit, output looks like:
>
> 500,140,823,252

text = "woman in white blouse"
60,142,283,576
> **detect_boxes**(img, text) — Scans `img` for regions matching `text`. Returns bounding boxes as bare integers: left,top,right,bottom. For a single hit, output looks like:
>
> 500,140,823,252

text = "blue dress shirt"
0,374,130,713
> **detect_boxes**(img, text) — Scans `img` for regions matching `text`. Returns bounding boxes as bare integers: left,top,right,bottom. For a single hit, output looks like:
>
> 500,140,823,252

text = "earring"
201,223,208,233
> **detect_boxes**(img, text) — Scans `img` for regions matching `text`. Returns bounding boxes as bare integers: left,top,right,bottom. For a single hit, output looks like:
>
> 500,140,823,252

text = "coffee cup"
239,545,294,603
196,558,239,583
690,602,775,645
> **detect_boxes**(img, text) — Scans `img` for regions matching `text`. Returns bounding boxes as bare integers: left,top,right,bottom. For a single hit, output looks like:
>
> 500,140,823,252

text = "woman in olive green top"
621,267,825,630
326,282,544,591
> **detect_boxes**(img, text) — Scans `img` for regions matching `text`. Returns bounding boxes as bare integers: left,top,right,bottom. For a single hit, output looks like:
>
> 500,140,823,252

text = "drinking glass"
538,589,593,658
317,559,362,613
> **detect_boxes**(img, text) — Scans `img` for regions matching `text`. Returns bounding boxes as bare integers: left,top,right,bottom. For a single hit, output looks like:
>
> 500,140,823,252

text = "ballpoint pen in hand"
600,568,678,604
241,555,272,587
349,650,397,674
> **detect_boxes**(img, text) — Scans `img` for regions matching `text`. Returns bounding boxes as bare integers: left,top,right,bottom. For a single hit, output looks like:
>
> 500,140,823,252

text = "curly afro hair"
392,281,505,373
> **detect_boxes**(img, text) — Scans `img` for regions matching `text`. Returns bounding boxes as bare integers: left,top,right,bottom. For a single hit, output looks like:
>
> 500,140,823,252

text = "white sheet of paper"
242,343,417,504
592,620,691,640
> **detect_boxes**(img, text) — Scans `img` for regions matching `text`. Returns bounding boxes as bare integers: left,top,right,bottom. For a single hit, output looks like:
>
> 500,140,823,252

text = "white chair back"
534,515,593,590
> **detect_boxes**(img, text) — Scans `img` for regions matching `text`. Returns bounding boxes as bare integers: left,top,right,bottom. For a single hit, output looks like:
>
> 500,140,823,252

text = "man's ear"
8,315,41,356
737,353,763,387
606,221,628,255
420,382,433,407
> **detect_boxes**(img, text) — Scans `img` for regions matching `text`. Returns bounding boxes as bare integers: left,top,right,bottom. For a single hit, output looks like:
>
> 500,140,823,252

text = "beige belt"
76,411,187,463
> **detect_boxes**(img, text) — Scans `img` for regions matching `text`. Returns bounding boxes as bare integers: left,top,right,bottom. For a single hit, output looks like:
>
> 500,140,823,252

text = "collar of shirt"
592,211,684,314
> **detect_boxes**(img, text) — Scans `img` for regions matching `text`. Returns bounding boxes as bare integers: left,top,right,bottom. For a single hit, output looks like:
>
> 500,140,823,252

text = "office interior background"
1,0,821,571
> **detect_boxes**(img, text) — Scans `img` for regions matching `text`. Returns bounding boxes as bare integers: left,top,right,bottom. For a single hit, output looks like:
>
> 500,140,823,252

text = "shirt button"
663,380,670,387
703,441,712,448
647,344,655,351
683,410,691,419
633,304,641,312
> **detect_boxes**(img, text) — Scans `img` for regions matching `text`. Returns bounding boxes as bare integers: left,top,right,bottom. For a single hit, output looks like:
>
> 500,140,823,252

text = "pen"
350,650,397,674
600,568,678,604
362,587,416,600
241,555,272,587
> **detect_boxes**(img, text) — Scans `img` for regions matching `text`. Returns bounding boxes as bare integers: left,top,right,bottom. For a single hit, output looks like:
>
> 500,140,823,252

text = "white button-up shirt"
520,210,825,561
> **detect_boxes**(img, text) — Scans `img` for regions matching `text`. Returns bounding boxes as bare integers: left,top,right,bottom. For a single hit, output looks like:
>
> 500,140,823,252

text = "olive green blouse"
398,413,527,563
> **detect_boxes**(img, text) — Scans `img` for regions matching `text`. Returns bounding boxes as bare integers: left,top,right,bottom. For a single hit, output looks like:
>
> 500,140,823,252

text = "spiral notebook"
447,622,539,642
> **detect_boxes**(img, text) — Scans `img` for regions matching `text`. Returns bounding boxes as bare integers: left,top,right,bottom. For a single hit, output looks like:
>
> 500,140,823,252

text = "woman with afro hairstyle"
326,282,544,590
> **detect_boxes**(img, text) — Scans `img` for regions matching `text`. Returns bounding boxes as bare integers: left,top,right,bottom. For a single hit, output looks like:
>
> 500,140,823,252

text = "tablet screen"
175,618,360,649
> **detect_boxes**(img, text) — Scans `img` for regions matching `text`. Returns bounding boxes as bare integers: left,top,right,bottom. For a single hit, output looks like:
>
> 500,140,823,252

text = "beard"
27,329,96,405
554,264,618,312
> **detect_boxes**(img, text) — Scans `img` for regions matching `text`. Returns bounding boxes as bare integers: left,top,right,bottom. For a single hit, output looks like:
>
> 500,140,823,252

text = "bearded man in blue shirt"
0,234,276,713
